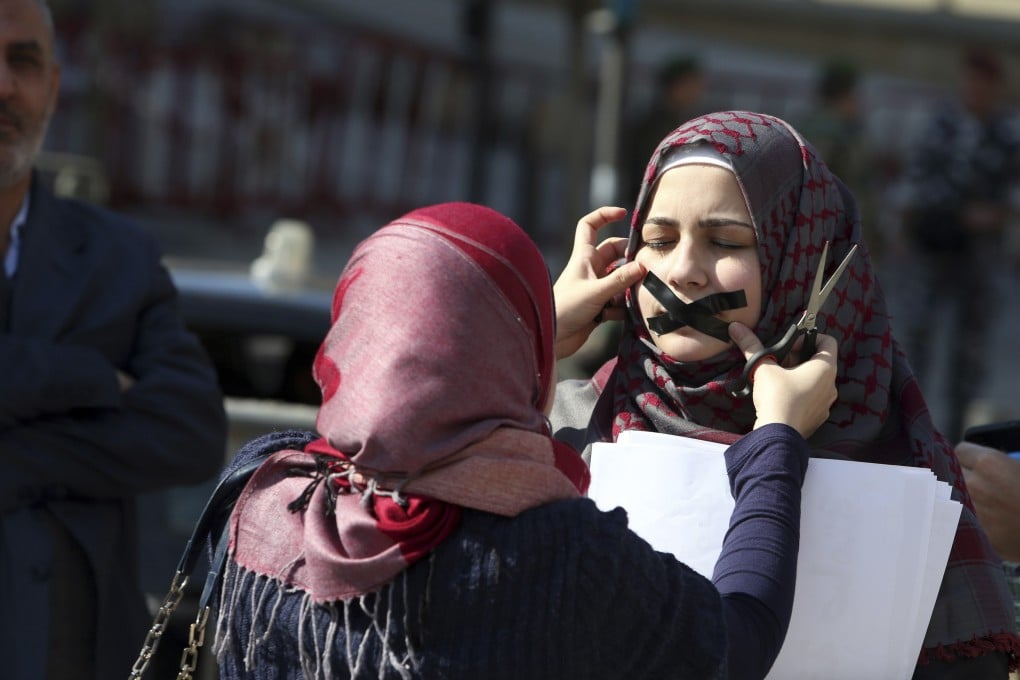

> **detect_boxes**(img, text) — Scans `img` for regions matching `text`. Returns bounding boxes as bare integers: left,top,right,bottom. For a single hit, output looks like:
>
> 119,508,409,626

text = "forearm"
712,423,810,678
1,381,226,504
588,505,728,678
0,336,121,427
0,319,227,504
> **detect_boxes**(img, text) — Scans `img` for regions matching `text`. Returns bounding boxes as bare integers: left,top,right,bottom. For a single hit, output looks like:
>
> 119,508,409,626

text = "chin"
652,333,730,363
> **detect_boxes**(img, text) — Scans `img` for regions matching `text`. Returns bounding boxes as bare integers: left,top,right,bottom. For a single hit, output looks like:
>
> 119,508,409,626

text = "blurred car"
170,258,332,407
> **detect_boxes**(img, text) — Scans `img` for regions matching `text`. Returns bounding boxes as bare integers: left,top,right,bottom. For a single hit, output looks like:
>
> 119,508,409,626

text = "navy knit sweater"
214,424,809,680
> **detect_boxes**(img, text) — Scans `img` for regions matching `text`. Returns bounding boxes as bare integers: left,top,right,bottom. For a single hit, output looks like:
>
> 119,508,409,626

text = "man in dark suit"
0,1,227,677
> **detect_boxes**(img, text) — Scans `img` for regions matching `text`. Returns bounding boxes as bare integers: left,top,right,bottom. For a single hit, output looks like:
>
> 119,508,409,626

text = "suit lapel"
9,179,90,338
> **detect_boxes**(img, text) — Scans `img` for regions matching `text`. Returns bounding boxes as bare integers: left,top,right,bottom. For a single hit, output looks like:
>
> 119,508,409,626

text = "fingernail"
727,322,747,341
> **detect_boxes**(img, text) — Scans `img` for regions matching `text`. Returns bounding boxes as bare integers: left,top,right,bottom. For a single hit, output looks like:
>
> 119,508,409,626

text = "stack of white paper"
588,430,962,680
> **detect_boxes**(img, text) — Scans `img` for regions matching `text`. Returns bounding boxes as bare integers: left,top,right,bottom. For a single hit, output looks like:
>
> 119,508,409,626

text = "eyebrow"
4,43,44,63
7,40,46,56
643,215,755,231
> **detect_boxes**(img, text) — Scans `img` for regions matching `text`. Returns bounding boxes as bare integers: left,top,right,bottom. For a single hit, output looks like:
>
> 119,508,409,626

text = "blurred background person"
625,53,709,206
796,57,883,260
957,442,1020,564
895,47,1020,442
956,441,1020,633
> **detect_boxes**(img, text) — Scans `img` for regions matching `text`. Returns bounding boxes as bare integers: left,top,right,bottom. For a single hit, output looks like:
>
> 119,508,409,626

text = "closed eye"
711,240,750,250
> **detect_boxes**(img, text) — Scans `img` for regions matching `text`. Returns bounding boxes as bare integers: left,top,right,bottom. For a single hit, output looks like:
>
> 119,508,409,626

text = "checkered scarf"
591,111,1018,662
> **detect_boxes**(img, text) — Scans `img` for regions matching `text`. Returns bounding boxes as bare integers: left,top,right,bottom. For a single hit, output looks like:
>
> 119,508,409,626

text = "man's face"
0,0,60,189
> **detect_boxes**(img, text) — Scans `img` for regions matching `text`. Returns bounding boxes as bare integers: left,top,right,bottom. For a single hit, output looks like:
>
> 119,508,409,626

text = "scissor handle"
730,323,801,397
800,328,817,362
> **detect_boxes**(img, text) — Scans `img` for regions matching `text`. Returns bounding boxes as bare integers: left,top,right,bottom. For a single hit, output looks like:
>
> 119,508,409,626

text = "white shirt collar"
4,192,30,278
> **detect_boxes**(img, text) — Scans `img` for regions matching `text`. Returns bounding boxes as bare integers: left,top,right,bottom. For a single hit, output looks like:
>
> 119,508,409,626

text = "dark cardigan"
213,424,809,679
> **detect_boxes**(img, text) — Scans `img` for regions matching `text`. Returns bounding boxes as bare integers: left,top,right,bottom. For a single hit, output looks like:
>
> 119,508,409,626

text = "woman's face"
634,163,762,362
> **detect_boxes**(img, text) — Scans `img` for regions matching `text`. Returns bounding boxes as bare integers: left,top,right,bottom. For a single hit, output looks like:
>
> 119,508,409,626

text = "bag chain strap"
177,605,211,680
127,568,213,679
129,570,190,678
127,446,283,679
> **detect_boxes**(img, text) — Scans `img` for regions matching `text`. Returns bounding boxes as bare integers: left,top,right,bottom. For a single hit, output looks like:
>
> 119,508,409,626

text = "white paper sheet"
588,430,961,680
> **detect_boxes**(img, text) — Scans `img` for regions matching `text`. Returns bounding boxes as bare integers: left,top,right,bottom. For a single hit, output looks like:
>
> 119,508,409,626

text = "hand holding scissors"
730,241,858,398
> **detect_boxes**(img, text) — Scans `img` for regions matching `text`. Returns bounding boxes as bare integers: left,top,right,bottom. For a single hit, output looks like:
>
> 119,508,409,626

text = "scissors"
730,240,858,398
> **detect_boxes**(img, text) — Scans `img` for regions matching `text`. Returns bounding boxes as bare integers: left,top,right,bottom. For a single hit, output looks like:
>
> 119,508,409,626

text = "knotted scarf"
227,202,588,602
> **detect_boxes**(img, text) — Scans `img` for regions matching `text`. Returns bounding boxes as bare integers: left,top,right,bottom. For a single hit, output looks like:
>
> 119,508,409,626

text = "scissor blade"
808,242,858,315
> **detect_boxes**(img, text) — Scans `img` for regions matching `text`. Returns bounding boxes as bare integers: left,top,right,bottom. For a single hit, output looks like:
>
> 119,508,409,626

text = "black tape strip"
642,272,747,342
647,311,732,341
690,290,747,314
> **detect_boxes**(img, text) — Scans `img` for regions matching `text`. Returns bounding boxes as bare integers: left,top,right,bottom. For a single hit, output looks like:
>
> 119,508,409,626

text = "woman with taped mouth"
550,110,1019,678
211,201,839,679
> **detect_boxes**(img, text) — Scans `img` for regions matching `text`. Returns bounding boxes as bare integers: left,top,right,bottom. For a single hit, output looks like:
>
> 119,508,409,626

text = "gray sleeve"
550,378,601,463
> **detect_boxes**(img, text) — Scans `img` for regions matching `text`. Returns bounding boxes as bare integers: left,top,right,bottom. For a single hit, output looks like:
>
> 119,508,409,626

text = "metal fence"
44,9,949,251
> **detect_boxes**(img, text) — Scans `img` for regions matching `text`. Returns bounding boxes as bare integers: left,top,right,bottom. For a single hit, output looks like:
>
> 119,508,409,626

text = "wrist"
754,415,804,437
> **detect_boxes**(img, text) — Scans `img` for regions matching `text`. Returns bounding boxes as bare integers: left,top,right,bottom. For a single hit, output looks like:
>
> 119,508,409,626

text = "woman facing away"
550,110,1020,678
210,201,838,679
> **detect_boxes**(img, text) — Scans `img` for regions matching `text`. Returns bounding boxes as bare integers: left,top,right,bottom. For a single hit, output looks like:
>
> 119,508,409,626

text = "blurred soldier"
798,59,882,257
626,54,708,206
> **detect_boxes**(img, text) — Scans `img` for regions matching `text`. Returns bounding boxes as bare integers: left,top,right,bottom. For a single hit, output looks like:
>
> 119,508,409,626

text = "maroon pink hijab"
227,203,588,601
587,111,1017,663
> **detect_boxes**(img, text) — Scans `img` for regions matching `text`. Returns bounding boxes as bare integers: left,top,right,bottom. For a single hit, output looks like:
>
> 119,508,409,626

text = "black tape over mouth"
642,272,747,342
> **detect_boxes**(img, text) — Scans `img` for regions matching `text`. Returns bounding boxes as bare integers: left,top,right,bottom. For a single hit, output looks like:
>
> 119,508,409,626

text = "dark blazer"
0,178,227,679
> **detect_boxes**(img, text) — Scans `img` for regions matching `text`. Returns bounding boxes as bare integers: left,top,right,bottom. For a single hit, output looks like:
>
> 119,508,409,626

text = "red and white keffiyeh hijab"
588,111,1018,662
227,203,588,602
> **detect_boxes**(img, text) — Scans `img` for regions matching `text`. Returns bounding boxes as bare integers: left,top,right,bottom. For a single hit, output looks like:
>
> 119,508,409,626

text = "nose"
665,240,709,293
